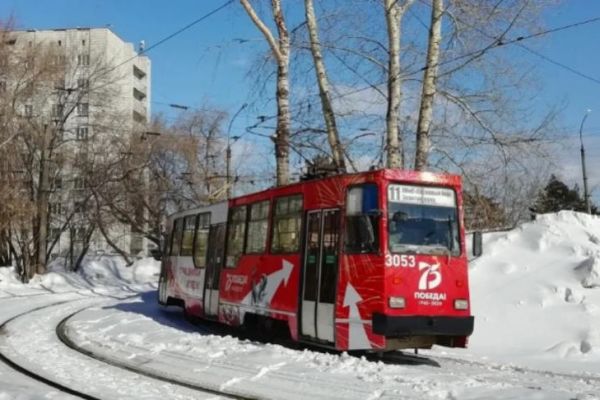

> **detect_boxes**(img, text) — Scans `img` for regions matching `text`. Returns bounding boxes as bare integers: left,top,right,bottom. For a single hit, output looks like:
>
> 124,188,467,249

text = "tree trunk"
96,210,133,266
275,58,291,186
304,0,346,173
35,126,50,275
384,0,408,169
240,0,291,186
415,0,443,171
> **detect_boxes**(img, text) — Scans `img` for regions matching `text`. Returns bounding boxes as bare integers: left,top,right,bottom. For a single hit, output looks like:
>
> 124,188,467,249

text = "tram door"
203,223,226,317
301,209,341,343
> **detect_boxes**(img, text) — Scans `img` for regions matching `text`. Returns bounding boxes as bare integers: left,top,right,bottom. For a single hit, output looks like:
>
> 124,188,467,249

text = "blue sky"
2,0,600,198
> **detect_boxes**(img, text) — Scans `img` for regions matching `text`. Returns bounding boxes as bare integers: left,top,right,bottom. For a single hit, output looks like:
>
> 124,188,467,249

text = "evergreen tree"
533,175,598,214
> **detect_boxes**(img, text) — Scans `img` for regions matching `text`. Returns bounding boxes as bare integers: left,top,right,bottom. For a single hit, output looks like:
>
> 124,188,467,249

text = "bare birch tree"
304,0,346,172
239,0,291,185
384,0,415,168
414,0,443,171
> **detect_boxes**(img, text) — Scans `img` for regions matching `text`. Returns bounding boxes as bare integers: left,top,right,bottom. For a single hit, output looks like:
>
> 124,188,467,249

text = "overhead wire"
89,0,235,86
326,14,600,102
432,4,600,87
514,44,600,86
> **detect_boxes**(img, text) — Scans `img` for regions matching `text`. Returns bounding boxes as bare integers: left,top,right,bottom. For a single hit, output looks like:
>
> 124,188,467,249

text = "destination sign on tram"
388,184,455,207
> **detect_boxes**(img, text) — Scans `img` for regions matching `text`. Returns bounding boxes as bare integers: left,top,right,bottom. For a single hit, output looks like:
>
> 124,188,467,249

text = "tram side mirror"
150,247,162,261
472,231,483,258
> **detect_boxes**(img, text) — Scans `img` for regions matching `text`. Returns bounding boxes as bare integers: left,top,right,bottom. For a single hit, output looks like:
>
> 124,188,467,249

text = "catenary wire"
88,0,235,88
327,14,600,101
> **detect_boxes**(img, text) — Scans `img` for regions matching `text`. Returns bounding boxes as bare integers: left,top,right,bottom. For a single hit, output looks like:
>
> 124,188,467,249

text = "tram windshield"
387,184,460,255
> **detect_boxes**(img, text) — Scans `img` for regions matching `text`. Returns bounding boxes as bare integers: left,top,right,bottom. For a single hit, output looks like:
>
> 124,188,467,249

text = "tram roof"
167,169,461,220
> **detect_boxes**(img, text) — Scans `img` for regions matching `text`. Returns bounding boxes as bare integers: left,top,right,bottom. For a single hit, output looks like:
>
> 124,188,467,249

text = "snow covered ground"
1,211,599,399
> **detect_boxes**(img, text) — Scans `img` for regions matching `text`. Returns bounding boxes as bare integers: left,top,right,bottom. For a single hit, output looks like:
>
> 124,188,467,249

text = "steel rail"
0,298,102,400
56,307,259,400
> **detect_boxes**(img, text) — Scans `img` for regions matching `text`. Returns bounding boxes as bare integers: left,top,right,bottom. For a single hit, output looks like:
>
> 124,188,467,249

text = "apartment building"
4,27,151,258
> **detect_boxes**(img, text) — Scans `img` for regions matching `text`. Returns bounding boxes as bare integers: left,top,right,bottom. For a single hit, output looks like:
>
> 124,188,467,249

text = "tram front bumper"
372,314,474,337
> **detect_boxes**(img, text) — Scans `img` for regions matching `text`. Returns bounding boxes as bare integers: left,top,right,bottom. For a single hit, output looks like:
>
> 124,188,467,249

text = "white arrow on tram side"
242,259,294,306
260,259,294,304
343,283,371,349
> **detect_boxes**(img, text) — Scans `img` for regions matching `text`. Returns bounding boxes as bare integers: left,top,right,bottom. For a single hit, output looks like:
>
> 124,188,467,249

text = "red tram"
157,169,477,351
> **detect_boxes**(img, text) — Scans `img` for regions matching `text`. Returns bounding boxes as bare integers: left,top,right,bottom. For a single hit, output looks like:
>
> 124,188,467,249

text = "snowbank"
0,256,160,294
466,211,600,373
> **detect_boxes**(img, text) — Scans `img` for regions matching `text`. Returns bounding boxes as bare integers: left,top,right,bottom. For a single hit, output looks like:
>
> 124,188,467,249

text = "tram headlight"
388,296,406,309
454,299,469,310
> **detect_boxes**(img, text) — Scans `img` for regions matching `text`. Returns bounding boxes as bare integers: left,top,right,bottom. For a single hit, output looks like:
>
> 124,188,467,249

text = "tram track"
430,352,600,384
35,294,600,400
0,297,101,399
57,306,414,400
1,290,226,400
56,307,257,400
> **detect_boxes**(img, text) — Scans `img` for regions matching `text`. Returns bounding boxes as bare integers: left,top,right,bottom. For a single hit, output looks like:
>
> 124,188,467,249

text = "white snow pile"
465,210,600,373
0,256,160,294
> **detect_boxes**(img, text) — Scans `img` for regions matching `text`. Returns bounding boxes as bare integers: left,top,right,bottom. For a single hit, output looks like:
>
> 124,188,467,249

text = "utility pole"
226,103,247,199
579,109,592,214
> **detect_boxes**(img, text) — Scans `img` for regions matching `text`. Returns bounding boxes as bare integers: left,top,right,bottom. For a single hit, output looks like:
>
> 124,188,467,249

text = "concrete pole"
579,110,592,214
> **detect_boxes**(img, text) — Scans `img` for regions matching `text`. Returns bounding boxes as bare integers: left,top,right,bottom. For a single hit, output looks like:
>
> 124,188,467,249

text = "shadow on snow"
103,289,440,367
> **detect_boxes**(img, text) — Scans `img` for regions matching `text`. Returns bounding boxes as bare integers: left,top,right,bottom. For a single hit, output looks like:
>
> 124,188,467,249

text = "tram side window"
226,205,247,267
180,215,196,256
170,218,184,256
246,200,269,254
345,184,380,253
271,195,303,253
193,213,211,268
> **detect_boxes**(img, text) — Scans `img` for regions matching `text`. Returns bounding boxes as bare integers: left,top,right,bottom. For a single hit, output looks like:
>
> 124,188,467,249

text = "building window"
133,65,146,79
0,81,6,93
193,213,211,268
72,226,87,242
76,126,89,141
54,79,65,90
49,228,62,241
246,200,269,254
24,105,33,117
132,110,145,123
52,104,64,118
74,201,86,213
77,54,90,66
58,40,62,47
77,78,89,90
226,205,247,267
53,55,66,66
50,176,63,191
82,39,86,46
49,203,63,216
55,128,64,142
77,103,88,116
73,177,85,190
271,195,303,253
133,87,146,101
